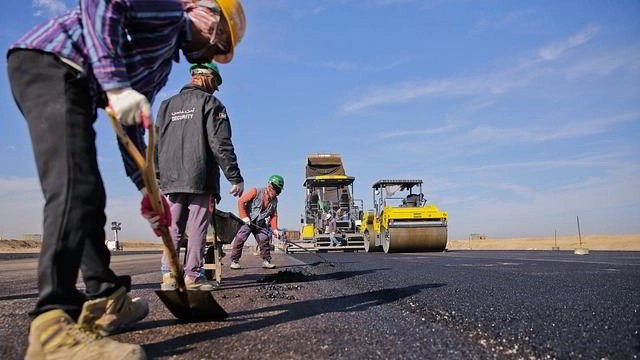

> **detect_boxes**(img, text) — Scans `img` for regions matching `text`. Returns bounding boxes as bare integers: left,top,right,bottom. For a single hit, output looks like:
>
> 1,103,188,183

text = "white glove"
230,182,244,197
241,217,250,225
273,229,281,239
106,88,151,127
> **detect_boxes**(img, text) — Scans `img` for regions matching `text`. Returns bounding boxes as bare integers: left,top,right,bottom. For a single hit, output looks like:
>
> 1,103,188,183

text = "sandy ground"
2,234,638,252
447,234,640,251
0,239,163,253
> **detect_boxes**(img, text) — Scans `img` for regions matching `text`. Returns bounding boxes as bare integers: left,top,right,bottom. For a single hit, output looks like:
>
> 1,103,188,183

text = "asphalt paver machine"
298,154,365,251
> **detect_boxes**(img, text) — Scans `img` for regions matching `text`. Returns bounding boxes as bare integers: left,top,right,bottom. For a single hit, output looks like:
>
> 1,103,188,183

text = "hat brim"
213,51,233,64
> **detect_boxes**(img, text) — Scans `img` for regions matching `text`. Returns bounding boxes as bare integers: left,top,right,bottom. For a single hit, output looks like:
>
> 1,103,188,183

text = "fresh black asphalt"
0,250,638,359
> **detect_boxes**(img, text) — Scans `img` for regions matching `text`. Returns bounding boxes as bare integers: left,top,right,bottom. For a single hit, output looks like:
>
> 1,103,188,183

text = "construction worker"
6,1,245,359
327,213,341,247
157,62,243,291
230,175,284,269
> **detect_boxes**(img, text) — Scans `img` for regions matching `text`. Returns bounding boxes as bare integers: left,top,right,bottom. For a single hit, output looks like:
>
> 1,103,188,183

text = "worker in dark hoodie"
156,62,244,292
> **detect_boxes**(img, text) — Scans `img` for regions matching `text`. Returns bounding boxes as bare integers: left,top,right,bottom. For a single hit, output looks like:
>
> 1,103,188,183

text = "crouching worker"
230,175,284,269
157,62,244,291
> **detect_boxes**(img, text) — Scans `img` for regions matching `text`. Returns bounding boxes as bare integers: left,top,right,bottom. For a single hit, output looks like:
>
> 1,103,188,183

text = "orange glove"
140,193,172,236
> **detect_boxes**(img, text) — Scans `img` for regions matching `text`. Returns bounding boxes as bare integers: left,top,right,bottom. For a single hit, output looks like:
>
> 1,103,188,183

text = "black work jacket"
156,84,243,197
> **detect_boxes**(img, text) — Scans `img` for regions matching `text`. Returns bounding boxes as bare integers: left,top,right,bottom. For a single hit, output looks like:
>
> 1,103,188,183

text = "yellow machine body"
361,179,448,253
302,224,315,240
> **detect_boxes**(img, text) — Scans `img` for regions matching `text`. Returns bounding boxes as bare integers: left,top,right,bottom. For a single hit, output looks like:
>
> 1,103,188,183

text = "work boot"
184,276,215,291
230,261,241,270
86,287,149,336
25,309,146,360
160,272,177,291
262,259,276,269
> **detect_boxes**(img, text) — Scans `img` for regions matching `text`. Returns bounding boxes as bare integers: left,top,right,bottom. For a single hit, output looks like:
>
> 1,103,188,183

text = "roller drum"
382,223,447,253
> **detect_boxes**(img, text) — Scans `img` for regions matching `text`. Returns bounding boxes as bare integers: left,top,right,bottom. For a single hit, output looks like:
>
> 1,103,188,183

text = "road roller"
360,179,448,253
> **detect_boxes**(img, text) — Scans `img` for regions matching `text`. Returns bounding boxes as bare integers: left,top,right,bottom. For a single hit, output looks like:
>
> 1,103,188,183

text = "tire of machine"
382,224,392,253
364,225,382,253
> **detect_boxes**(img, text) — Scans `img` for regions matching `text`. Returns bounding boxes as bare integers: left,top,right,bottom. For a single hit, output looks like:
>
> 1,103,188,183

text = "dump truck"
360,179,448,253
296,154,365,252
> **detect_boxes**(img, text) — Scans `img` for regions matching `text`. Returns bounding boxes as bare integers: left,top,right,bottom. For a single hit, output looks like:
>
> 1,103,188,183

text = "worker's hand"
140,193,172,236
229,182,244,197
241,217,250,225
273,229,281,239
107,88,151,128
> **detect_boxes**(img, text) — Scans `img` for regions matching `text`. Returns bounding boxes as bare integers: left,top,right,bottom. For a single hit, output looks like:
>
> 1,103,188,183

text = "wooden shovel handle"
106,108,186,292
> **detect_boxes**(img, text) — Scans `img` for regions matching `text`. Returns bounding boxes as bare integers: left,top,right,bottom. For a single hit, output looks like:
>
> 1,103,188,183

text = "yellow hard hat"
213,0,246,63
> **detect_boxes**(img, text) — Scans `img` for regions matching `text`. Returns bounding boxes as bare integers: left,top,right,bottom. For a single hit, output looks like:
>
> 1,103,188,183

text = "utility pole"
111,221,122,250
574,216,589,255
576,216,582,247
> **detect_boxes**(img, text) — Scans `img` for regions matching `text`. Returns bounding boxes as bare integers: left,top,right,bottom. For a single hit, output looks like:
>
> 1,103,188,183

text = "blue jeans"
330,232,341,246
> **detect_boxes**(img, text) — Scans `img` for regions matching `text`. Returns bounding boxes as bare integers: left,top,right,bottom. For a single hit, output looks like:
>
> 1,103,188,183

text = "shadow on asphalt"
141,282,446,358
218,268,391,291
0,293,39,301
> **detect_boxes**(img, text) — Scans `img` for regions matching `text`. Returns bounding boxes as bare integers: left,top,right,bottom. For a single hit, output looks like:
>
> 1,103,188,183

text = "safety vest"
248,187,278,226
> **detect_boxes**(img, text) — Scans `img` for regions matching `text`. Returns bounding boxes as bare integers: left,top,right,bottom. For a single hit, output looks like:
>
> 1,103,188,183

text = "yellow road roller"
360,179,448,253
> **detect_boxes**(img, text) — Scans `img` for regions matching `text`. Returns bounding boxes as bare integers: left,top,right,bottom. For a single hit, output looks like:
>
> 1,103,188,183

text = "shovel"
107,108,227,320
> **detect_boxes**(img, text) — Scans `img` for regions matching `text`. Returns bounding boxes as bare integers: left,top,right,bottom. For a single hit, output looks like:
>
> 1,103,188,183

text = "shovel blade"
155,290,228,320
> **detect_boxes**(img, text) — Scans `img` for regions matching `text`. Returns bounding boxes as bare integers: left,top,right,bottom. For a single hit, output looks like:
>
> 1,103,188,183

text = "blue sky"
1,0,639,241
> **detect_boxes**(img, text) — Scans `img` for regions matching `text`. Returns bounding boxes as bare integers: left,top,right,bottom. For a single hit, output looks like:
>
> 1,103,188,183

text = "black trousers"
7,50,129,319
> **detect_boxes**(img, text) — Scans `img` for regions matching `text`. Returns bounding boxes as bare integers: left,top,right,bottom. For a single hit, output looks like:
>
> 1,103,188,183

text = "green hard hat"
268,174,284,192
190,62,222,86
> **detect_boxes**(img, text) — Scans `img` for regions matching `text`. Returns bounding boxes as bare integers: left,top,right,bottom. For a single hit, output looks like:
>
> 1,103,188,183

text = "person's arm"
81,0,131,90
270,209,278,232
116,126,146,190
80,0,145,188
206,98,243,185
237,188,257,220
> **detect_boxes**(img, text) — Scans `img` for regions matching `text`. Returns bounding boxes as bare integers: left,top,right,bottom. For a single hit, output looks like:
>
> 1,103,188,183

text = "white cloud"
385,111,640,162
292,6,326,18
380,122,460,139
476,8,537,29
563,45,640,78
33,0,67,17
97,156,113,164
341,25,607,112
0,177,41,195
0,177,43,238
0,176,156,241
449,172,640,238
537,24,601,61
533,112,640,141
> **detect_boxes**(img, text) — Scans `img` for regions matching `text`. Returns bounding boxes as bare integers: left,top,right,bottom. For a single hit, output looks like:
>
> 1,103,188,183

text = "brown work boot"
160,272,177,291
85,287,149,336
184,276,216,291
25,309,146,360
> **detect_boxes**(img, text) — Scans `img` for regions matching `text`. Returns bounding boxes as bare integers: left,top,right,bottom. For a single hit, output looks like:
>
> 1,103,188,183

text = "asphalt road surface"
0,250,638,359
